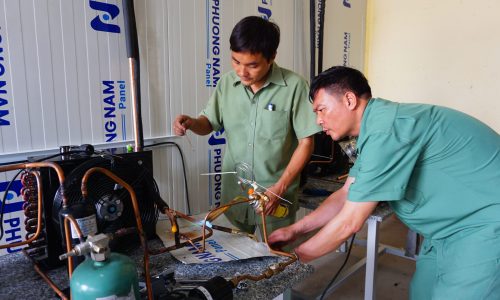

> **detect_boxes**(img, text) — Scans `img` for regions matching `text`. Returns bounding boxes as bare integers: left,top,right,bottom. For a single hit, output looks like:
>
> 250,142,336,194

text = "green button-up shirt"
348,98,500,239
201,63,320,225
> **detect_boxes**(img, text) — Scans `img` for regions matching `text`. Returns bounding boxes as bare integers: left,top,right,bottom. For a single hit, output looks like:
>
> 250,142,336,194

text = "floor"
291,215,416,300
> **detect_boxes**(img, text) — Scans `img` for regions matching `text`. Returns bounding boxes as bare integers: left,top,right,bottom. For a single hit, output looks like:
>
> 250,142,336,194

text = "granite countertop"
0,239,313,299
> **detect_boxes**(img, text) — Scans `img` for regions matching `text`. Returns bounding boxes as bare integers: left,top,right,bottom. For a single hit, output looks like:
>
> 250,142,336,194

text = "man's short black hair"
309,66,372,102
230,16,280,61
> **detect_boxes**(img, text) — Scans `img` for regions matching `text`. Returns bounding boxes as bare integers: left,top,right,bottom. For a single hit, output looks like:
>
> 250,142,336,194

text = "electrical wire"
144,141,191,215
319,233,356,300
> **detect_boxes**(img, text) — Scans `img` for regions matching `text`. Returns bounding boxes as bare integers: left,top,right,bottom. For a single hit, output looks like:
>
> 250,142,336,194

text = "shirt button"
248,143,252,147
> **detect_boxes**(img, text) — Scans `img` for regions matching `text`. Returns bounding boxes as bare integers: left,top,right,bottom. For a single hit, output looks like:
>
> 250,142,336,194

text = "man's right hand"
268,226,298,250
173,115,193,136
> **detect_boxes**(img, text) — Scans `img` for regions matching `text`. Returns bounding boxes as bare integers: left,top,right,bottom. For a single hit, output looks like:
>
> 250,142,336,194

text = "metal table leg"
364,217,380,300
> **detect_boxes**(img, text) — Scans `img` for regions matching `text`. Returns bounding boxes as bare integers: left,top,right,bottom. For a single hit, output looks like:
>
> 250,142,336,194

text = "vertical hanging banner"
205,0,226,208
322,0,367,70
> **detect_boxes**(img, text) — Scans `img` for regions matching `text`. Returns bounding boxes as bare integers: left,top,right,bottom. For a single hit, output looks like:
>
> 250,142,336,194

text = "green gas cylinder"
60,234,140,300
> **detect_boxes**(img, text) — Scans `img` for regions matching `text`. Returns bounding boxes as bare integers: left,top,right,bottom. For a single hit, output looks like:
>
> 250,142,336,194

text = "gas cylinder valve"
59,233,111,262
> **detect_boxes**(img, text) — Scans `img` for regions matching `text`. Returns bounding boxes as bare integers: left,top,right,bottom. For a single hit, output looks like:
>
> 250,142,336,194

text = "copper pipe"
129,58,142,152
309,140,335,164
62,214,85,278
0,162,67,205
337,173,348,180
0,171,43,250
259,207,296,259
228,203,297,286
149,210,214,255
200,197,252,252
22,249,69,300
81,167,152,300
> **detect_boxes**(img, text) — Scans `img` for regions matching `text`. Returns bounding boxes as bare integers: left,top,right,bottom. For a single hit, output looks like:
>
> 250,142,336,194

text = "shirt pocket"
258,109,289,140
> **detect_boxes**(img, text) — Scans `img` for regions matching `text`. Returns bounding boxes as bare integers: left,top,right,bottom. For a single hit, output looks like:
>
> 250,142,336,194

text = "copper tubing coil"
0,170,44,250
0,162,67,205
81,167,153,300
63,214,85,278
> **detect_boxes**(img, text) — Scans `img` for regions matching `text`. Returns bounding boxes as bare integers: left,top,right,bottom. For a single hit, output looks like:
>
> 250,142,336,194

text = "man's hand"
173,115,193,136
264,183,287,216
268,226,297,250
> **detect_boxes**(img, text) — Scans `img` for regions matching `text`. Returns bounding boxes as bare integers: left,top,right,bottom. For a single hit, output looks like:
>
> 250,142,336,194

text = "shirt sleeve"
348,132,421,202
291,80,322,139
200,84,224,132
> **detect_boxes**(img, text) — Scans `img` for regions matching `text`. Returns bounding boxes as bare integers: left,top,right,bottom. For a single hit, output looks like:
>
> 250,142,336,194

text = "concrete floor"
291,215,416,300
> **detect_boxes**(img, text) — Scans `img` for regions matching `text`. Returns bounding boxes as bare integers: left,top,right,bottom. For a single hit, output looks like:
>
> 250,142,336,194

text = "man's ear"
344,91,358,110
268,52,277,65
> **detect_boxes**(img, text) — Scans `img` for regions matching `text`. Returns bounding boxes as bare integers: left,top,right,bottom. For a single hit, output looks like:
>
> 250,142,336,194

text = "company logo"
0,30,11,127
343,32,351,66
0,180,24,254
89,0,121,33
102,80,127,142
258,1,272,19
343,0,351,8
205,0,222,87
0,180,23,214
208,129,226,145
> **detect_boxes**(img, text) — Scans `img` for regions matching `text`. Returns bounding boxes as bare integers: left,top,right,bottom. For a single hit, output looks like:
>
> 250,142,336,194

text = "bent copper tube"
149,210,214,255
22,249,69,300
63,214,84,278
199,197,252,252
195,194,297,287
81,167,153,300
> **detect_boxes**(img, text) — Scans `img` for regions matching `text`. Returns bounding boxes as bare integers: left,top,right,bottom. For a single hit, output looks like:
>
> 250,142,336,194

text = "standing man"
173,16,320,234
269,66,500,299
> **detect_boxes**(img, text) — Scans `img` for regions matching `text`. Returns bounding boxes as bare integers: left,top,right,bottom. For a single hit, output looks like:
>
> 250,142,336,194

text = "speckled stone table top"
0,239,313,300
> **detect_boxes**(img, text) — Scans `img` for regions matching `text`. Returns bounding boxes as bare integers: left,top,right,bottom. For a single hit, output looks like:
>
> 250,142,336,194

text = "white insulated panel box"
0,0,366,254
322,0,367,70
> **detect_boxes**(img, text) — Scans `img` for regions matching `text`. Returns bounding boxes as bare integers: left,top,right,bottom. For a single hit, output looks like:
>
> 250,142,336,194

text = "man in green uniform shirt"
173,16,320,234
269,66,500,299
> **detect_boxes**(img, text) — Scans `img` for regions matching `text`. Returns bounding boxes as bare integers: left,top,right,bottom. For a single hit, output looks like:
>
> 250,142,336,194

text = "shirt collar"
232,62,287,87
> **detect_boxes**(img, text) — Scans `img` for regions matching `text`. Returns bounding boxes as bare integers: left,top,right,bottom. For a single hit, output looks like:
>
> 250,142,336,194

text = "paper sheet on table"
156,213,275,264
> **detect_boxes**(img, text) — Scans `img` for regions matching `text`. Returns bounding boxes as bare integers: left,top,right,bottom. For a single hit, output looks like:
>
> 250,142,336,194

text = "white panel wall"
0,0,130,153
0,1,312,220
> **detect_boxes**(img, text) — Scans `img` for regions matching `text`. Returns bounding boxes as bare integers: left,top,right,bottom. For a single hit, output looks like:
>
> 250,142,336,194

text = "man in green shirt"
173,16,320,234
269,66,500,299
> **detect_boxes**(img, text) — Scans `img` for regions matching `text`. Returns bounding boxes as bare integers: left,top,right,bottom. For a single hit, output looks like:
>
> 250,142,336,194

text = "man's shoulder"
278,66,308,85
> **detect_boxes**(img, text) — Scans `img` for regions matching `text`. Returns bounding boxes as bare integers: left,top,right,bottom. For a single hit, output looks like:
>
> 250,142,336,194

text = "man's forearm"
295,198,378,263
275,136,314,190
188,115,213,135
290,180,350,235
